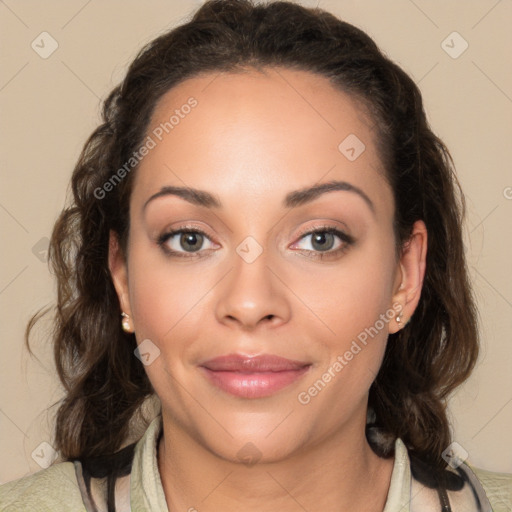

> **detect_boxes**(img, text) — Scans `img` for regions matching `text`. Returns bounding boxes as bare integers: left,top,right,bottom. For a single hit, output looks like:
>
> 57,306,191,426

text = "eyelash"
157,224,355,261
293,225,354,260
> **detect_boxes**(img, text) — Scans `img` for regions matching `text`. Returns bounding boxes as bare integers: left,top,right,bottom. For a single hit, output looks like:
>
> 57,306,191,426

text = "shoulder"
405,441,511,512
469,465,512,511
0,461,85,512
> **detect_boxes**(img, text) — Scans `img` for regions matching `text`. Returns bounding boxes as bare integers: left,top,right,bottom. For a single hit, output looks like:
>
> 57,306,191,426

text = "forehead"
132,67,391,216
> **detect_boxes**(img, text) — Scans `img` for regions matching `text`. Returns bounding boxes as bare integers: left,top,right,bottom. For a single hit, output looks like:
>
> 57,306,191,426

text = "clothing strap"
74,442,136,512
410,456,493,512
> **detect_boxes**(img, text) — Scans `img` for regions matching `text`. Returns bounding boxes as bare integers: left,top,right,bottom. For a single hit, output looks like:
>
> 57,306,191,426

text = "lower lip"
200,366,310,398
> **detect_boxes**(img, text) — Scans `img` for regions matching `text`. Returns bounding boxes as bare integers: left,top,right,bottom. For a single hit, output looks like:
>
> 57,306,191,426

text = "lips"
199,354,311,399
201,354,310,372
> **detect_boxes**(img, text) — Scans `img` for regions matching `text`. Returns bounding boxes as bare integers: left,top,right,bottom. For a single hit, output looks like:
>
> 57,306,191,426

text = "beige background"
1,0,511,483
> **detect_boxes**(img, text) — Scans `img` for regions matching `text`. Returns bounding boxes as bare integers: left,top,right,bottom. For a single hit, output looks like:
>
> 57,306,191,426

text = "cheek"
128,256,208,339
126,238,223,365
289,233,397,344
126,247,216,400
289,232,397,403
292,247,397,420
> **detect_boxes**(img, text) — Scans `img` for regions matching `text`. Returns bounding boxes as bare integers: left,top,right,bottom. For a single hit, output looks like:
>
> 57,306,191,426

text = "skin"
110,67,427,512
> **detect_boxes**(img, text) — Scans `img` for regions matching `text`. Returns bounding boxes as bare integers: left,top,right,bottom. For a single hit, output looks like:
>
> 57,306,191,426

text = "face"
110,67,425,463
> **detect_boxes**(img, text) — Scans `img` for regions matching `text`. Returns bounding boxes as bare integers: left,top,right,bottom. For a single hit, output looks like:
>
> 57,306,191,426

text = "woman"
1,0,510,510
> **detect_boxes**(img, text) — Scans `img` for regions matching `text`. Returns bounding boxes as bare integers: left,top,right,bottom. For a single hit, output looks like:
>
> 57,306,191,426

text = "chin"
207,434,303,466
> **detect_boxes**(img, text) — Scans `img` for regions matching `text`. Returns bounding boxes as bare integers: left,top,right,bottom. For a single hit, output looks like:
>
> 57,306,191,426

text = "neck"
157,414,394,512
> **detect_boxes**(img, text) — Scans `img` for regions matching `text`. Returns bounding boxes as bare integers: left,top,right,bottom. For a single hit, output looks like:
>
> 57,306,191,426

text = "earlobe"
390,220,428,333
108,230,132,319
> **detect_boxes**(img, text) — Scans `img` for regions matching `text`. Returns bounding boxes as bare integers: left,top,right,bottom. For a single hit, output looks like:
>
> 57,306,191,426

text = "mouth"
199,354,312,399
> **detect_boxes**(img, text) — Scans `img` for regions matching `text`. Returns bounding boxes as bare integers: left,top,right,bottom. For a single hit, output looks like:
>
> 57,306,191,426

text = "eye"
157,227,217,257
291,226,354,259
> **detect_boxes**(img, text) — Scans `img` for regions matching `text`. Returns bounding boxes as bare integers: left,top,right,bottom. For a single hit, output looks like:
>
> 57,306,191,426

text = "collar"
130,416,168,511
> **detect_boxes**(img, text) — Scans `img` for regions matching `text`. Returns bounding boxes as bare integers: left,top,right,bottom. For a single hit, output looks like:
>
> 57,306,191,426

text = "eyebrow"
284,180,374,212
143,180,375,213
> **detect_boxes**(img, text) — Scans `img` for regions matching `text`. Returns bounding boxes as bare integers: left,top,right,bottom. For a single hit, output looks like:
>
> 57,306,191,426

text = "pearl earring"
396,310,403,325
121,312,133,333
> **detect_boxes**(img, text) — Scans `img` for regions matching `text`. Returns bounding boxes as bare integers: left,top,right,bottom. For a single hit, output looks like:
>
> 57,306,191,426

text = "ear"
109,230,133,321
389,220,427,334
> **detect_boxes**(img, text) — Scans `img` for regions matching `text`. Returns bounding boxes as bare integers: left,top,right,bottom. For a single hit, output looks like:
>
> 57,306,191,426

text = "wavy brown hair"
27,0,478,474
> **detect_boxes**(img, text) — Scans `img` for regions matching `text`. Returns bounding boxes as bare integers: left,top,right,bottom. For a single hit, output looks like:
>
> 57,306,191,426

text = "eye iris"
311,232,334,251
181,232,203,252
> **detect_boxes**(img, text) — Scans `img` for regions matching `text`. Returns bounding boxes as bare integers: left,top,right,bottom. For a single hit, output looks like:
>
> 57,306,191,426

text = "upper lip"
200,354,311,372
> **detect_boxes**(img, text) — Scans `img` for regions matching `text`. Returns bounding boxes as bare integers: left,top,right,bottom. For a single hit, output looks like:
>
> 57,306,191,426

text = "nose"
214,249,292,331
